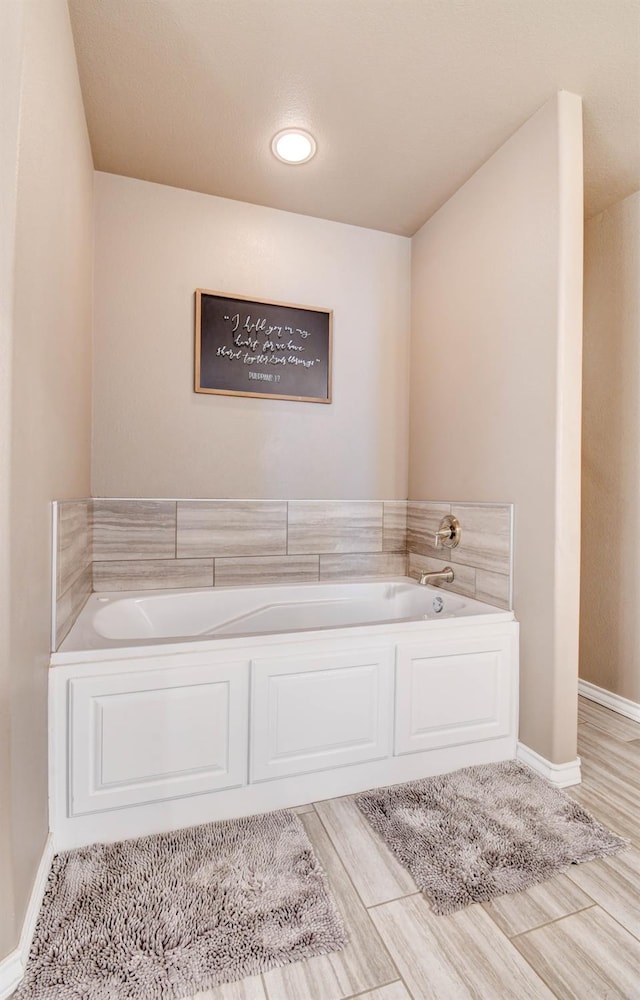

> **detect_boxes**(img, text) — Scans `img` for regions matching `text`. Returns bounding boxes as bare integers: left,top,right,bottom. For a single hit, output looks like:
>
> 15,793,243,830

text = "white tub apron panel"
395,635,515,755
250,646,394,781
68,658,248,816
49,578,519,849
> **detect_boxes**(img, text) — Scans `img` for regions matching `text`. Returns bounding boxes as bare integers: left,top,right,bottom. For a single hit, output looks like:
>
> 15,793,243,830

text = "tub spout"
419,567,454,586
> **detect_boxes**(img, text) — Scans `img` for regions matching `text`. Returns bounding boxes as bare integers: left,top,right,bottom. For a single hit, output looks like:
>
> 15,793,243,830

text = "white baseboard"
0,949,22,1000
517,742,582,788
0,834,54,1000
578,679,640,723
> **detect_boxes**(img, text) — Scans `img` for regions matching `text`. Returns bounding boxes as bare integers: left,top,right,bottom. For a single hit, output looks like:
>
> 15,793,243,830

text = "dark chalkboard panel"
195,290,332,403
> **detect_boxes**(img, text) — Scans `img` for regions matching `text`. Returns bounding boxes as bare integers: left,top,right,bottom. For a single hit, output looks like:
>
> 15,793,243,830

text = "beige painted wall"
0,0,93,962
92,173,411,500
409,93,584,765
581,191,640,704
0,0,26,962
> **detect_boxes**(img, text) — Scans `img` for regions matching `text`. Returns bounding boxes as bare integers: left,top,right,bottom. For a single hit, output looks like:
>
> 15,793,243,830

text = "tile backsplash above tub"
53,497,512,649
407,501,512,609
55,500,93,648
93,499,176,560
176,501,288,558
90,500,407,591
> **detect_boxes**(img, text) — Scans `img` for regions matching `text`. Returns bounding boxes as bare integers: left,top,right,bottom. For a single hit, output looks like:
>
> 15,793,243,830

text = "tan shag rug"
15,810,346,999
356,760,626,915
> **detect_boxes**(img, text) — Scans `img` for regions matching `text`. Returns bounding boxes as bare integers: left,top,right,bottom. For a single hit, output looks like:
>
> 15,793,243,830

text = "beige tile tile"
356,984,410,1000
407,551,476,599
578,761,640,838
57,500,92,596
572,723,640,846
262,955,343,1000
177,501,286,558
214,554,319,587
483,873,593,937
293,803,316,815
475,568,511,609
567,781,640,846
577,696,640,741
313,796,416,907
514,906,640,999
371,894,554,999
382,502,407,553
55,562,92,649
262,810,399,1000
578,724,640,790
93,558,213,591
188,975,266,999
287,502,383,555
566,846,640,940
93,500,176,561
406,501,451,558
449,503,511,574
319,552,406,580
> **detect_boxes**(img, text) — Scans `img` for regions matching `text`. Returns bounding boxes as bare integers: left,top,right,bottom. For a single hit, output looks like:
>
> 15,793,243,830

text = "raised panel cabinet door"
69,659,248,815
395,631,517,755
250,645,395,782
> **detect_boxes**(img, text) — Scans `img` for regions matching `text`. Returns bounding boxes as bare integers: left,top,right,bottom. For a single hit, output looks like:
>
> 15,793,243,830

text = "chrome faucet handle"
434,527,451,548
434,515,461,549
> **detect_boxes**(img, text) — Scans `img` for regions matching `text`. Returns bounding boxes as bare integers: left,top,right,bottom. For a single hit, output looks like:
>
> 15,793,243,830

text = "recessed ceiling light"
271,129,317,164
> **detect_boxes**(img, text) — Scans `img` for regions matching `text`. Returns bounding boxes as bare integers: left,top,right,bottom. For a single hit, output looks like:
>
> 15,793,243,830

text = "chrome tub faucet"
419,567,454,586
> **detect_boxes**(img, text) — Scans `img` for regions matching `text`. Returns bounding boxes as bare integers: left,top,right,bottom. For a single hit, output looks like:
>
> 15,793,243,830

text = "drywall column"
409,92,584,767
581,191,640,705
1,0,93,967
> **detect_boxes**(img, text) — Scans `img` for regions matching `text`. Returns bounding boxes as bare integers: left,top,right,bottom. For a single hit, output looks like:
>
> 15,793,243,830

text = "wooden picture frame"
195,289,333,403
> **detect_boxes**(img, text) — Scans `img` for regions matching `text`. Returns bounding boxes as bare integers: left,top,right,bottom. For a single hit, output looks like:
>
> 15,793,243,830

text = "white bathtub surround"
50,578,519,850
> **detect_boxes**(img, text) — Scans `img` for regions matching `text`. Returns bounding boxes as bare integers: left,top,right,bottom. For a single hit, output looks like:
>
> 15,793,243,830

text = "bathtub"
59,577,507,651
50,577,519,849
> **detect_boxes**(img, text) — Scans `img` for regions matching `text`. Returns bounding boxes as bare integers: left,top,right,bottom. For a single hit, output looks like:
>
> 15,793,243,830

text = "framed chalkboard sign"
195,289,333,403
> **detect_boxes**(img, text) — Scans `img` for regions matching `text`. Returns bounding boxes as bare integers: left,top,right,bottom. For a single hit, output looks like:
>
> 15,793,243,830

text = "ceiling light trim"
271,128,317,165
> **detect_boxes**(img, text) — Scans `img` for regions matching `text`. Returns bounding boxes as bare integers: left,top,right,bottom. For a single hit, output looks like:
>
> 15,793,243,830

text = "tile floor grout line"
313,797,417,909
578,901,640,945
482,889,601,940
508,902,598,941
340,977,407,1000
366,890,422,910
476,901,559,997
507,931,569,1000
310,800,406,987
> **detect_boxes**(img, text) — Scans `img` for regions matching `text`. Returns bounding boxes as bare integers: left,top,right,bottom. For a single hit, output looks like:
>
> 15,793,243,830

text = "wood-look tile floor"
188,697,640,1000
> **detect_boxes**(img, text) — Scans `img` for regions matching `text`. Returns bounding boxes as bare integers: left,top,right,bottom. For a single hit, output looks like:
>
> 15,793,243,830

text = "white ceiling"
68,0,640,236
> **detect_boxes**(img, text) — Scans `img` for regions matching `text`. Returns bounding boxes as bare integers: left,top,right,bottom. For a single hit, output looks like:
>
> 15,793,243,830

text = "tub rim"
52,575,514,666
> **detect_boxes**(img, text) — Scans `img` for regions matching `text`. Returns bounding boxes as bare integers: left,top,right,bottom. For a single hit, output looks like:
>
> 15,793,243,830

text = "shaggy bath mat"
15,810,346,999
356,760,626,915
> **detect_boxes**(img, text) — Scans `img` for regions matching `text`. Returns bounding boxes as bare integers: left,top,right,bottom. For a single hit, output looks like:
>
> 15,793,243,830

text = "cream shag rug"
356,760,626,915
15,810,346,999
